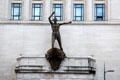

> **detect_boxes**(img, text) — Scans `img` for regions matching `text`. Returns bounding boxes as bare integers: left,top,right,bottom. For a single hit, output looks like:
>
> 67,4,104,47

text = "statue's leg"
52,34,55,48
57,34,63,51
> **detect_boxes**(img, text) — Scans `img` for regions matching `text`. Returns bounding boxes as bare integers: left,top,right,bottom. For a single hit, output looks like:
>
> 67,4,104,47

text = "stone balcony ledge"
15,56,96,74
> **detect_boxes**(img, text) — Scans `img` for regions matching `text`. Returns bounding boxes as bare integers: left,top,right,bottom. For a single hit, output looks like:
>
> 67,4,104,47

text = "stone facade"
0,0,120,80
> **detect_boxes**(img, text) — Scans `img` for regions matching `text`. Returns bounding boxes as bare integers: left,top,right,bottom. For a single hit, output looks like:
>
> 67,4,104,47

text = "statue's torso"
52,24,60,32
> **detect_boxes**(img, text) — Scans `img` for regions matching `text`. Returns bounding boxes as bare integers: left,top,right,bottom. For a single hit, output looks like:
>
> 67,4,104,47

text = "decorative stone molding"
15,57,96,73
15,57,96,80
1,21,120,25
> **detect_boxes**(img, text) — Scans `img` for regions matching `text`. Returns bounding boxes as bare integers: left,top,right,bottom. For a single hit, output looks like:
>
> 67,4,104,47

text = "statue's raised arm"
48,11,55,24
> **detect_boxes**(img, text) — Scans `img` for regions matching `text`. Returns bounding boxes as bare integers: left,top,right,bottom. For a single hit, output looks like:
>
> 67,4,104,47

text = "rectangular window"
32,3,42,21
73,4,84,21
11,3,22,20
53,4,63,21
95,4,105,21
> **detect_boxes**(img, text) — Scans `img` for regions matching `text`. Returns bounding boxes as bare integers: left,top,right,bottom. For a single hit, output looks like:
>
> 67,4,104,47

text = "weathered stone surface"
16,73,95,80
45,48,66,71
15,57,96,80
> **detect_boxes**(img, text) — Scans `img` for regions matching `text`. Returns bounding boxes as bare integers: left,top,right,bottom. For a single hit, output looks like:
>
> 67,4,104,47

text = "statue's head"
53,17,57,24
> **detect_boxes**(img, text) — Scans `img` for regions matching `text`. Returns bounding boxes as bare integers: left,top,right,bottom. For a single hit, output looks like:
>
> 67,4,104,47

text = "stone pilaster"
23,0,30,21
86,0,93,21
44,0,51,22
65,0,72,21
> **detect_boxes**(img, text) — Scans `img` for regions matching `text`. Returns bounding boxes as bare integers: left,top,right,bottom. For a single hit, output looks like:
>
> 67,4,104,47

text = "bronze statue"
46,11,72,71
48,11,71,51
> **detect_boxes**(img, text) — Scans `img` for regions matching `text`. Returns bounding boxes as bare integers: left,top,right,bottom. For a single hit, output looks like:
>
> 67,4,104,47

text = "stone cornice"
0,21,120,25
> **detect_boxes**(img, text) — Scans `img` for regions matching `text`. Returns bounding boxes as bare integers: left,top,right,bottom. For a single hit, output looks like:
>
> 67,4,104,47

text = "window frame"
94,4,105,21
73,4,84,21
11,3,22,20
53,4,63,21
32,3,43,21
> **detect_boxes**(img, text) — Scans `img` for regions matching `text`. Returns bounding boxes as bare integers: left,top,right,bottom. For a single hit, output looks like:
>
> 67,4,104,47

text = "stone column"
23,0,30,21
44,0,51,22
65,0,72,21
86,0,93,21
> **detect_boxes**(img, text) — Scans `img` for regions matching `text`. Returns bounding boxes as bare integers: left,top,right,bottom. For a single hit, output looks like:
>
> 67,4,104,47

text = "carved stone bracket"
45,48,66,71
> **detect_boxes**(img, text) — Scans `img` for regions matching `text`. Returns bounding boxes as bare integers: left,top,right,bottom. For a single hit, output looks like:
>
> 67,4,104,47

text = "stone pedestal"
15,57,96,80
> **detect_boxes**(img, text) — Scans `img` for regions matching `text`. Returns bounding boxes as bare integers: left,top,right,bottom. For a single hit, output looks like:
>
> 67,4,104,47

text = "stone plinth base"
15,57,96,80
